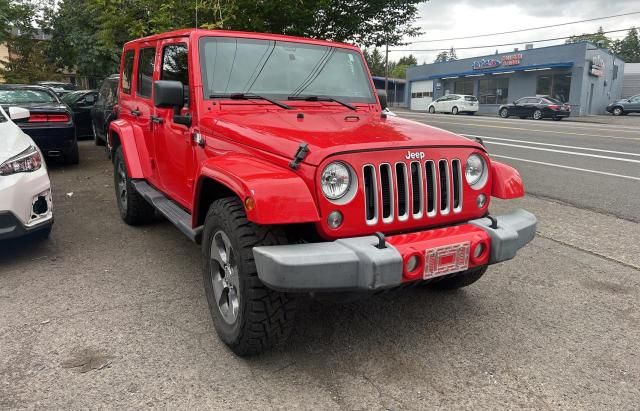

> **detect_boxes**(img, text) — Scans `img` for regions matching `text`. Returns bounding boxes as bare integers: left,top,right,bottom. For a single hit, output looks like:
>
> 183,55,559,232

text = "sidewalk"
392,107,640,127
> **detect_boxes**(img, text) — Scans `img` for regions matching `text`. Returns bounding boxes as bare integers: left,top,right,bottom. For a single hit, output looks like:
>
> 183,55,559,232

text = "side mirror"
154,80,184,109
8,106,30,121
153,80,191,127
377,90,388,110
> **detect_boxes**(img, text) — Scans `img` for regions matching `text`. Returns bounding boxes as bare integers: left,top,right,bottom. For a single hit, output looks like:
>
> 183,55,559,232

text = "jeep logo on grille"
405,151,425,160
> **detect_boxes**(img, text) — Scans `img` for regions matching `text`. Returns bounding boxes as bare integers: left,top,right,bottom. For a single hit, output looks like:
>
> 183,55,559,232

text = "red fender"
491,161,525,199
195,154,320,225
109,119,152,179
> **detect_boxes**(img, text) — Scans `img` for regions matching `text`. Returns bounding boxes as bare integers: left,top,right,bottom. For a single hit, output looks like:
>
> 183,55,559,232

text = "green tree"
613,28,640,63
447,47,457,61
566,26,613,49
388,54,417,78
363,48,386,76
434,50,449,63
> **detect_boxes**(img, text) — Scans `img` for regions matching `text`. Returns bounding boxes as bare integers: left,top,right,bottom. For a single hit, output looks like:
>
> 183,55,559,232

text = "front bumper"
253,209,536,292
0,211,53,240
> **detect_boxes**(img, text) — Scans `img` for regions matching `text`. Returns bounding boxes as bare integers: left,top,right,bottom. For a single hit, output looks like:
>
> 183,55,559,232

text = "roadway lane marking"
398,112,640,133
492,155,640,182
462,134,640,157
480,141,640,164
400,117,640,141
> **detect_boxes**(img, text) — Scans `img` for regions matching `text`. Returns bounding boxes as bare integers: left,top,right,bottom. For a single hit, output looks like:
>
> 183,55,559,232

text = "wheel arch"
108,119,151,178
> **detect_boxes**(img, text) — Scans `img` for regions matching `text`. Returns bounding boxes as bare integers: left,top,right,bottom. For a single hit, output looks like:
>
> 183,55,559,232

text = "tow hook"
374,232,387,249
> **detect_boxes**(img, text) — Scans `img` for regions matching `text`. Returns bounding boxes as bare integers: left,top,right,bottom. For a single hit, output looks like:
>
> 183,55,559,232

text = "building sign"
590,55,605,77
472,53,523,70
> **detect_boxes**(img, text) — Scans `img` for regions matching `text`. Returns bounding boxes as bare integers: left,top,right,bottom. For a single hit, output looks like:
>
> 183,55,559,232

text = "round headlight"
321,162,351,200
465,154,486,187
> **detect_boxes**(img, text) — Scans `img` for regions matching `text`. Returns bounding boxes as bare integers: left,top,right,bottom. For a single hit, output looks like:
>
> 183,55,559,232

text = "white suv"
428,94,479,115
0,106,53,240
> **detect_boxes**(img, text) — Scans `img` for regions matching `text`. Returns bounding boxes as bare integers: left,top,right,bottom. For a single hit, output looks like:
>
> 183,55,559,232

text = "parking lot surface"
1,141,639,409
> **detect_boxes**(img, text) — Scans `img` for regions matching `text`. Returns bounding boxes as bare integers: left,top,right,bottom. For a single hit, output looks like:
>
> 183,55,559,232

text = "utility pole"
384,40,389,99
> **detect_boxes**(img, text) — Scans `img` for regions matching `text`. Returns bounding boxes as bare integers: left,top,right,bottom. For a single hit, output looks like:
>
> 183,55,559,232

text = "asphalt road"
396,110,640,223
1,141,639,409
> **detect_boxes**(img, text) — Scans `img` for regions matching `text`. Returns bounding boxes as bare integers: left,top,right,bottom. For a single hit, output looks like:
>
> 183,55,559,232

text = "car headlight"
0,146,42,176
465,154,486,188
321,162,351,200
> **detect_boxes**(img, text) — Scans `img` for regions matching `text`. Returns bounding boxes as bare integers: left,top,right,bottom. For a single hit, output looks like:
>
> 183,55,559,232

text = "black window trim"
136,46,157,99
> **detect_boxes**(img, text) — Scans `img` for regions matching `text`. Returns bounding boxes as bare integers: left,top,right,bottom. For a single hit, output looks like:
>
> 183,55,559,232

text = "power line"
390,27,636,52
408,11,640,44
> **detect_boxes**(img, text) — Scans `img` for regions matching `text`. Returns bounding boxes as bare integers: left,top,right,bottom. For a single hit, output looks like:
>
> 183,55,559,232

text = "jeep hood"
200,110,483,166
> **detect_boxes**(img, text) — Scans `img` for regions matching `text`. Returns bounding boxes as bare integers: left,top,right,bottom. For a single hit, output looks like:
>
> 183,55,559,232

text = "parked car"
91,75,119,147
35,81,76,97
428,94,478,115
0,85,78,164
110,29,536,356
0,105,53,240
606,94,640,116
499,96,571,120
62,90,98,138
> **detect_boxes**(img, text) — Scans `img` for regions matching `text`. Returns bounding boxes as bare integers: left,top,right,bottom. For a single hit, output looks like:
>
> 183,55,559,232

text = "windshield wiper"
287,95,357,111
209,93,291,110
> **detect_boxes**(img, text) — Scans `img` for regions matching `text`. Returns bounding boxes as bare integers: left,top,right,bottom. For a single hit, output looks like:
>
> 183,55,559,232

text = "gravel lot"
1,142,638,409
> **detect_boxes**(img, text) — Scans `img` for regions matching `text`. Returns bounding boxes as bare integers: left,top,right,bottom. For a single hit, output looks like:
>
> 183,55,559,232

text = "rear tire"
64,142,80,165
428,106,435,114
113,146,155,225
499,108,509,118
429,267,487,290
452,106,459,115
202,197,297,356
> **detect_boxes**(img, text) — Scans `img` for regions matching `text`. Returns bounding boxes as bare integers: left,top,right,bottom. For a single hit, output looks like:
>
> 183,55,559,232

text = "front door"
153,39,194,207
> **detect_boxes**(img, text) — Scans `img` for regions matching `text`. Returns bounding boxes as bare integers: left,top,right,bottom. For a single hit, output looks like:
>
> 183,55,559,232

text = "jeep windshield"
199,37,375,104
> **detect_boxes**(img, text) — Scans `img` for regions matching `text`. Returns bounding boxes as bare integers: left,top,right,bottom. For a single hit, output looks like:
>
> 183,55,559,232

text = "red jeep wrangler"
110,29,536,356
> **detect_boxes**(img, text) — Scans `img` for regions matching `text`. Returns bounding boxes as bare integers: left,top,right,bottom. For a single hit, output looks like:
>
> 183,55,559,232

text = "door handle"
130,109,141,117
150,115,164,124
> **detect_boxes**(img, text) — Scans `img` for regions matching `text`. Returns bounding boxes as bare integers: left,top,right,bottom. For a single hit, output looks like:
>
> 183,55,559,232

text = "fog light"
473,243,485,259
477,194,487,208
327,211,343,229
406,255,420,273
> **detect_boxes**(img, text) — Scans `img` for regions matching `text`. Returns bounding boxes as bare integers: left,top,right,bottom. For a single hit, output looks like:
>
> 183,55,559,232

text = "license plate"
424,242,470,279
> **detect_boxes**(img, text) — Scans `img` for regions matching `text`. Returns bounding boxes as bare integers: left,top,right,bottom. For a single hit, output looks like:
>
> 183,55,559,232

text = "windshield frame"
198,36,376,105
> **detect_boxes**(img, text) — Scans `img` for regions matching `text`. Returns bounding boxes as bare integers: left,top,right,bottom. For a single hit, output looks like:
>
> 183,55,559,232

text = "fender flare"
109,119,151,179
195,154,320,226
491,160,525,199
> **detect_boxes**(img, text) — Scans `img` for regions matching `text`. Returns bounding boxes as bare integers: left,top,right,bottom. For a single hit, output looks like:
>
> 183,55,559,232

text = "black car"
0,84,78,164
91,75,119,147
62,90,98,138
35,81,77,97
499,96,571,121
606,94,640,116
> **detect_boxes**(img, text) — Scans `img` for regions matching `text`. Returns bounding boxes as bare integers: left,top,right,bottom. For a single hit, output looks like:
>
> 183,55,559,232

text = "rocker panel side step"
131,180,202,242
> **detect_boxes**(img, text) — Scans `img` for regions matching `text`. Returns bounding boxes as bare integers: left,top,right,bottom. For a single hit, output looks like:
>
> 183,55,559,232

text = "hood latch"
289,143,310,170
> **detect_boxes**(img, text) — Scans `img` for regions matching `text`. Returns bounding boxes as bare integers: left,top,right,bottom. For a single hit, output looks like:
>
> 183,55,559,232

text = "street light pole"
384,40,389,99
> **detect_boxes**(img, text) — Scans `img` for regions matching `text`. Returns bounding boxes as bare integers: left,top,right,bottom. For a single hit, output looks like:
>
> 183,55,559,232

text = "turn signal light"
244,196,255,211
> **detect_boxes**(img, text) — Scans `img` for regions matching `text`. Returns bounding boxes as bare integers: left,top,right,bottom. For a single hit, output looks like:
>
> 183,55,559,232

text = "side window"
121,50,135,94
137,47,156,98
108,80,119,105
161,43,189,106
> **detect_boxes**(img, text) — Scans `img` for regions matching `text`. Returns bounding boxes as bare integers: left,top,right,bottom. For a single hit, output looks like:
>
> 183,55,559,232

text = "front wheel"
499,108,509,118
452,106,459,115
429,267,487,290
612,107,624,116
428,106,435,114
533,109,543,120
202,197,297,356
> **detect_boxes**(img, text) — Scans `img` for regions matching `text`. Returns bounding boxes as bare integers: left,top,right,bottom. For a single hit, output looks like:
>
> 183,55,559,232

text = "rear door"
134,43,160,185
153,38,195,207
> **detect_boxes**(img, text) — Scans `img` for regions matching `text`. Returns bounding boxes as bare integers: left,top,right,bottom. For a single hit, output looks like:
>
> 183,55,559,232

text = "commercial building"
405,42,625,116
622,63,640,98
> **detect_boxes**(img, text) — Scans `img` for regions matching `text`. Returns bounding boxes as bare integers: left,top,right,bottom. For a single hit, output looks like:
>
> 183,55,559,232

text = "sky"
389,0,640,64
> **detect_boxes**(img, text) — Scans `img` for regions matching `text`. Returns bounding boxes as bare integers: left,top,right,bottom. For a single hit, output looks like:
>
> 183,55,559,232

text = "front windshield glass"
199,37,375,103
0,89,58,104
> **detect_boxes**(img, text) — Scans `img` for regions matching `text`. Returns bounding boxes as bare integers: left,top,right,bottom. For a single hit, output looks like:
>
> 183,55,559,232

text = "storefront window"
536,73,571,102
478,78,509,104
454,80,474,95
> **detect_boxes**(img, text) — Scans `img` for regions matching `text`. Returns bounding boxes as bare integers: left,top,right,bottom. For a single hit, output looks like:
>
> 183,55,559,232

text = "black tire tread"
113,147,154,225
204,197,296,356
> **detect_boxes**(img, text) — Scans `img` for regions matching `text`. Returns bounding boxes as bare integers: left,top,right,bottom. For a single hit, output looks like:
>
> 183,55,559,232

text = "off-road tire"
429,266,487,290
202,197,297,356
64,141,80,165
113,146,154,225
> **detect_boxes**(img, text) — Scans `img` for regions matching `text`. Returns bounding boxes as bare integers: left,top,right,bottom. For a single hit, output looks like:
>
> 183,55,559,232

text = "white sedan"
428,94,479,115
0,105,53,240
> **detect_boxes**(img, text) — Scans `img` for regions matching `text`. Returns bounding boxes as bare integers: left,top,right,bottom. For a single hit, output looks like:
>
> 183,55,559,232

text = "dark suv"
91,75,119,147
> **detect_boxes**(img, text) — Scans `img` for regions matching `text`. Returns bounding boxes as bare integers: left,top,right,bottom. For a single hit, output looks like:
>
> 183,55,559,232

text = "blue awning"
409,62,574,82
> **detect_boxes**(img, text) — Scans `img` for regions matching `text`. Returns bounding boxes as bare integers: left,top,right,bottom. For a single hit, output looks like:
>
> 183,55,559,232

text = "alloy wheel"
533,110,542,120
116,160,127,210
209,230,240,325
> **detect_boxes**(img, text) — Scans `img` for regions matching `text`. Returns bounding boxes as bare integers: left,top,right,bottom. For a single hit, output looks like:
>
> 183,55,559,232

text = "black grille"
425,161,436,214
439,160,449,212
410,162,422,216
364,166,376,221
380,164,392,219
395,163,407,217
